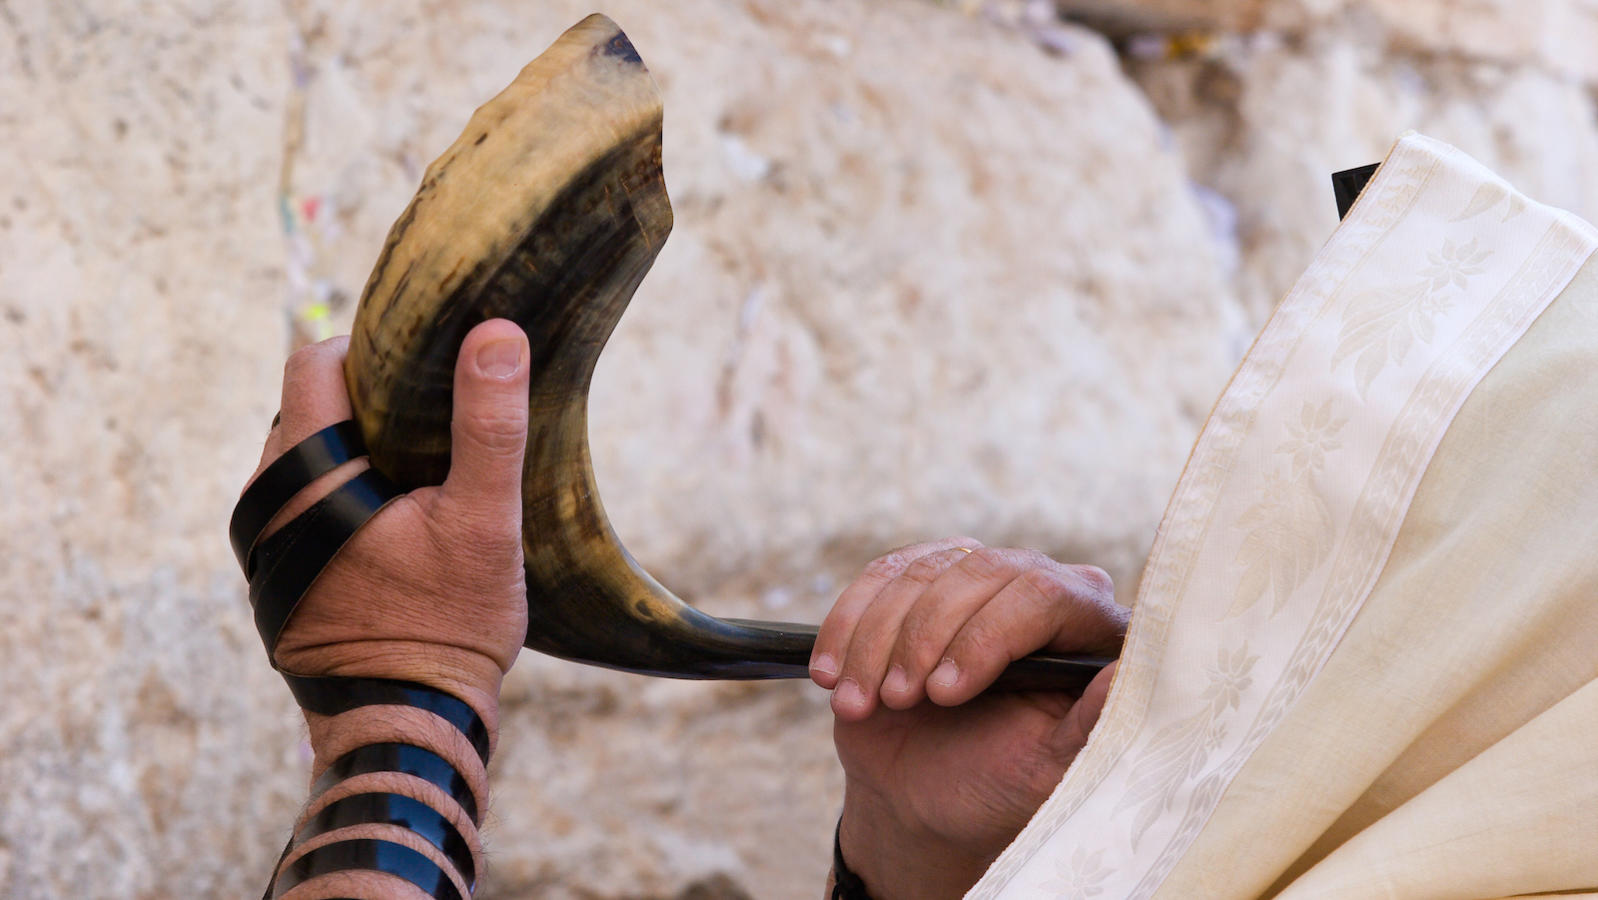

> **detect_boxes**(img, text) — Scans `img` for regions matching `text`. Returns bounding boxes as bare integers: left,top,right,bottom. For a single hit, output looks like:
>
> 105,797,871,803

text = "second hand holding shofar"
344,14,1113,693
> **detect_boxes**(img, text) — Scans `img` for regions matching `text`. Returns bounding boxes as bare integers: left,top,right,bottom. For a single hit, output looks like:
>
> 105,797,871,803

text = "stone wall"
1057,0,1598,84
9,0,1595,896
0,1,1243,897
1048,0,1598,317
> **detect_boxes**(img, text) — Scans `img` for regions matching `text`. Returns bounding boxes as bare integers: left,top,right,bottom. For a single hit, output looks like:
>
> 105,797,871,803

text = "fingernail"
834,678,867,712
811,653,837,678
882,664,910,695
476,338,524,379
931,658,960,688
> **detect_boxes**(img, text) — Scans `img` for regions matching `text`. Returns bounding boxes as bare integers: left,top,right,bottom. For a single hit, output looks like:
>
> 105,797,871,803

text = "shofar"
343,14,1111,692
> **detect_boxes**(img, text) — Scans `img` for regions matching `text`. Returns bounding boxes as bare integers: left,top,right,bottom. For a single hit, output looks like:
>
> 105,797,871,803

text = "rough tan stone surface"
1108,5,1598,320
1055,0,1598,84
0,1,1243,897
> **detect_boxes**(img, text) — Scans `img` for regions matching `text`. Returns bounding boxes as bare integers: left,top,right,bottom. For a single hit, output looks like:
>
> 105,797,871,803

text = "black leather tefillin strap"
286,674,491,767
294,792,476,887
311,743,480,826
231,420,489,765
272,838,465,900
831,819,875,900
232,420,486,898
230,420,367,576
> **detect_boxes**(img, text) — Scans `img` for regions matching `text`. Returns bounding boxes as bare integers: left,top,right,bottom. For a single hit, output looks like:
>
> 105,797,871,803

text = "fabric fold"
974,133,1598,899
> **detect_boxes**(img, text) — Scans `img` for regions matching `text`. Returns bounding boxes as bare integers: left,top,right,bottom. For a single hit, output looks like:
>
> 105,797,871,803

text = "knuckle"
962,547,1011,580
899,554,947,585
862,554,907,583
1072,564,1115,598
462,506,523,544
464,408,528,448
952,618,1007,664
1018,548,1058,570
283,339,343,379
1014,568,1071,609
282,346,318,381
313,334,350,353
896,614,946,670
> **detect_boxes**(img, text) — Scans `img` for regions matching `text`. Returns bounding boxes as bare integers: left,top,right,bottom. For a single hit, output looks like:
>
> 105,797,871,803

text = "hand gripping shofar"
343,14,1113,693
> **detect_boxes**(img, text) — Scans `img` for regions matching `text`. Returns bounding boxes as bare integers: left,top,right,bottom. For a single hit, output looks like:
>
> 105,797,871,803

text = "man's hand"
810,539,1126,900
247,319,532,741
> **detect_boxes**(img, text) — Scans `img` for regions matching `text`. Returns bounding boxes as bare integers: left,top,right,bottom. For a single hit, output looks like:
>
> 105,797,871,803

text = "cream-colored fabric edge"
972,133,1598,898
1157,256,1598,897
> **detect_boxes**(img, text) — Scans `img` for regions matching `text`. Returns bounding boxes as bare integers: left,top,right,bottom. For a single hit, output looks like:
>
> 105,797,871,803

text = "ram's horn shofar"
344,14,1114,693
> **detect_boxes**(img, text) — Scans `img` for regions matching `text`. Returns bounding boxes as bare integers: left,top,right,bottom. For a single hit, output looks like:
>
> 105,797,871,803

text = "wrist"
280,638,505,744
838,782,993,900
304,703,489,782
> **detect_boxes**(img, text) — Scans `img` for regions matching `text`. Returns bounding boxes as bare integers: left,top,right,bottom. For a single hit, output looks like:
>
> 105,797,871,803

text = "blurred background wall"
2,0,1595,896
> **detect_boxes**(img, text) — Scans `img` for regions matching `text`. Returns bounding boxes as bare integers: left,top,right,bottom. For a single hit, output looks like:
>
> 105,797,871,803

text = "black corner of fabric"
284,674,492,767
1332,162,1382,221
269,838,465,900
832,819,875,900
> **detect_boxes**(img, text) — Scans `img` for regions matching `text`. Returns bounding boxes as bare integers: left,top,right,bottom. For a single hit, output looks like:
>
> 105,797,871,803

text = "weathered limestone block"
1126,27,1598,319
281,0,1245,602
1055,0,1598,84
0,0,1243,897
0,2,304,898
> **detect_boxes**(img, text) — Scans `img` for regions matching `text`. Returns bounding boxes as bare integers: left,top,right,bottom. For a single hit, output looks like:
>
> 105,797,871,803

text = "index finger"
928,564,1126,706
251,336,356,479
276,336,355,456
809,536,983,689
244,336,367,542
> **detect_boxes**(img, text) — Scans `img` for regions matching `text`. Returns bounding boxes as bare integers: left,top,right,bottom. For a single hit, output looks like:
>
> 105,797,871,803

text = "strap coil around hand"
247,467,401,653
293,792,475,888
285,673,491,767
312,742,479,826
271,838,464,900
231,420,367,575
229,421,490,764
237,421,490,897
262,743,481,897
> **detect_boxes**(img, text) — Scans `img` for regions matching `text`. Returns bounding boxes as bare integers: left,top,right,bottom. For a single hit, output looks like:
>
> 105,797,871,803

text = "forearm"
270,697,497,899
238,321,531,898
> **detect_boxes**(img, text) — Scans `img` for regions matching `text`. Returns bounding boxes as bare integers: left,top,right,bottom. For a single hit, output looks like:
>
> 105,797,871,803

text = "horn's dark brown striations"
342,14,1113,691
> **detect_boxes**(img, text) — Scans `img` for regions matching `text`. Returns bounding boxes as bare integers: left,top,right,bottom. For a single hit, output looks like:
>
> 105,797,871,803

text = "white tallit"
976,133,1598,899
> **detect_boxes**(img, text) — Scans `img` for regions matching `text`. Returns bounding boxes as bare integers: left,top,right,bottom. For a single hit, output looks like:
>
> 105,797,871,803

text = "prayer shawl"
976,133,1598,899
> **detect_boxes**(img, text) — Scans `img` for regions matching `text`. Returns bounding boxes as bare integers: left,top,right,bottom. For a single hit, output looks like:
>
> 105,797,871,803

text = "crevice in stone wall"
276,0,354,351
950,0,1598,322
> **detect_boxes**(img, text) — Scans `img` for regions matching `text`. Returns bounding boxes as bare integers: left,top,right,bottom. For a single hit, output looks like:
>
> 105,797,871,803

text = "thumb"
1051,660,1118,762
440,319,530,526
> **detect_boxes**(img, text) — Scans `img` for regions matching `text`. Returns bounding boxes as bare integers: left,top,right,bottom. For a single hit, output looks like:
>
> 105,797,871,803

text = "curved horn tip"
572,13,644,67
